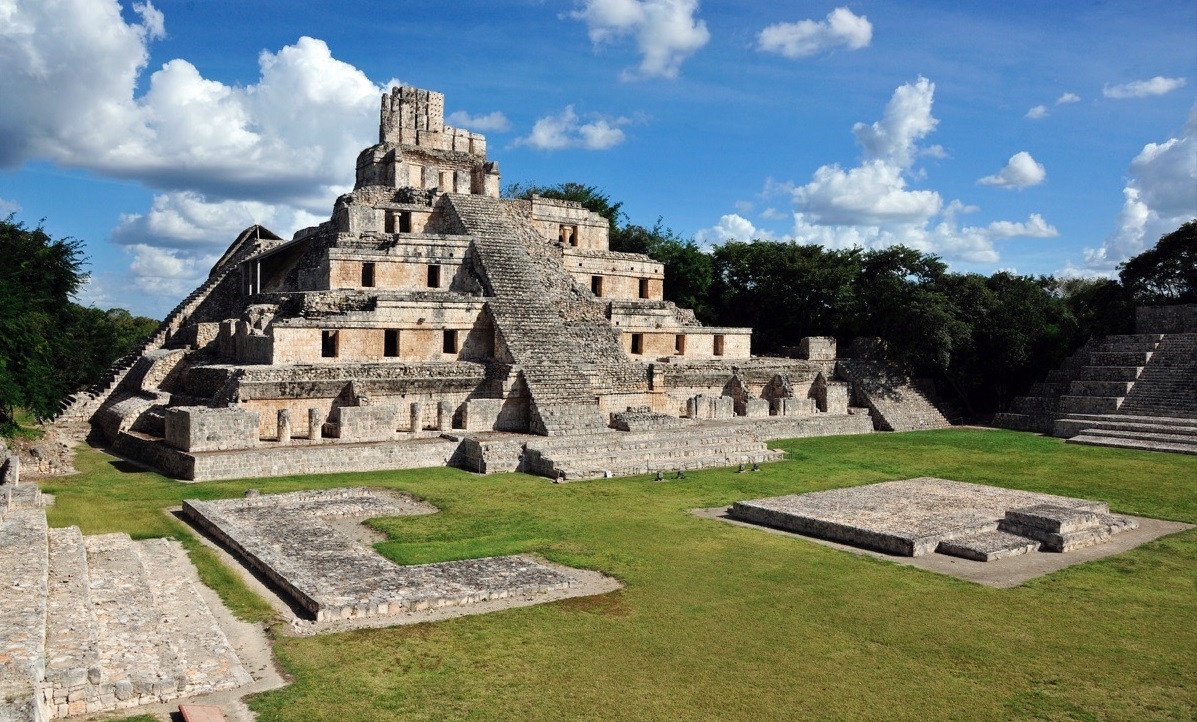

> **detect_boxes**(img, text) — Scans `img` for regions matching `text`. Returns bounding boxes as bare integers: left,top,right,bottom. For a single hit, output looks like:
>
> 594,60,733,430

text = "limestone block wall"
563,250,665,301
799,337,837,360
267,307,492,365
165,407,259,452
327,256,467,293
620,329,751,360
529,196,610,250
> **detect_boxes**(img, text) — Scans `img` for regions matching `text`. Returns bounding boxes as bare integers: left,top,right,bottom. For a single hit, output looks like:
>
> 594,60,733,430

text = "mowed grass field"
43,429,1197,722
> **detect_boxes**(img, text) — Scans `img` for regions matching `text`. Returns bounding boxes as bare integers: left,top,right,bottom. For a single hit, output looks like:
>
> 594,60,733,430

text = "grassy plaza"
42,428,1196,722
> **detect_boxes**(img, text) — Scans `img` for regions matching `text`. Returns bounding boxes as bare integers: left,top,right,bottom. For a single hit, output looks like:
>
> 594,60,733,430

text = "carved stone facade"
79,85,948,481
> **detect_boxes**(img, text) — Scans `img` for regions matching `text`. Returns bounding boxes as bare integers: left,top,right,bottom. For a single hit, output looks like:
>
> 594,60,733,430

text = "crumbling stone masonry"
65,84,950,482
0,484,250,722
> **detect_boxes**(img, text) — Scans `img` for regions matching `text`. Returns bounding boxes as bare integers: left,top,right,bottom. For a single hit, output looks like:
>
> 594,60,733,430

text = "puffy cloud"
978,151,1047,189
756,7,872,59
793,160,942,226
513,106,629,150
1057,92,1080,104
851,76,938,169
0,2,385,206
1025,105,1049,120
706,78,1063,266
445,110,511,133
1079,105,1197,271
694,213,762,244
1103,76,1187,99
111,191,324,249
569,0,710,80
126,243,218,298
0,197,20,215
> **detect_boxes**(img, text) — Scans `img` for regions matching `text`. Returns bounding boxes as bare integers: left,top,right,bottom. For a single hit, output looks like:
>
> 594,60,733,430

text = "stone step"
1089,351,1153,366
43,527,102,718
1077,366,1143,381
1066,433,1197,456
552,448,784,481
1059,395,1123,414
1068,380,1135,397
935,530,1040,562
0,499,49,722
83,533,188,707
133,539,251,697
1053,414,1197,439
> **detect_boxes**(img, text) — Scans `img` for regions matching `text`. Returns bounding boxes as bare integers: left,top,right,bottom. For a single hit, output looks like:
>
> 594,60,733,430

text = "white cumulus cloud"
978,151,1047,189
756,7,872,59
445,110,511,133
1078,105,1197,271
514,106,630,151
1103,76,1187,99
0,197,20,216
1025,105,1049,120
1057,92,1080,104
704,78,1064,265
569,0,710,80
694,213,763,244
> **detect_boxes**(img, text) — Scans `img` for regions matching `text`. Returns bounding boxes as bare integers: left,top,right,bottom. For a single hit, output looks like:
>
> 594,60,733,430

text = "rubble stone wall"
1137,304,1197,334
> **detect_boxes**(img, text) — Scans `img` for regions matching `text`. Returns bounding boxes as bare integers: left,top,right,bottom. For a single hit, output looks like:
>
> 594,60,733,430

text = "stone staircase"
51,227,274,427
0,486,250,721
523,425,783,480
837,360,951,432
996,332,1197,455
447,194,614,436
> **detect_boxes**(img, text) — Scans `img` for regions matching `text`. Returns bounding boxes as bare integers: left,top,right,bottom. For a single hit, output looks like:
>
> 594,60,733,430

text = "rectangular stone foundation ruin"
182,488,578,621
729,478,1138,561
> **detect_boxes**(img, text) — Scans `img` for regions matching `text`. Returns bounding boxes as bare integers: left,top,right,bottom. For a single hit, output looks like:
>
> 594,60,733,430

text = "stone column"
308,408,323,440
437,401,452,431
410,402,424,433
277,409,292,444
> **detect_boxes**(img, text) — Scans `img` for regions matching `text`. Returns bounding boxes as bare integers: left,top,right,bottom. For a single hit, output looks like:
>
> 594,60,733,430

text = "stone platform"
182,488,579,622
729,478,1138,560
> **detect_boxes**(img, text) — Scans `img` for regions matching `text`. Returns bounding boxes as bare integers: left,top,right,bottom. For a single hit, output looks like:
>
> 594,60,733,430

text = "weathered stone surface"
183,488,578,621
730,478,1133,560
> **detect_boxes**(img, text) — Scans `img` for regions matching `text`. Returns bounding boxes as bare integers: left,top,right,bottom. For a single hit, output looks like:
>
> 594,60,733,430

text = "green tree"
0,216,88,426
1118,219,1197,304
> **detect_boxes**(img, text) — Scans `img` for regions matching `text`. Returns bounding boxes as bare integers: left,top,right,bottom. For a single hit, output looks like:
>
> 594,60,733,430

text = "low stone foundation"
729,478,1137,560
183,488,580,621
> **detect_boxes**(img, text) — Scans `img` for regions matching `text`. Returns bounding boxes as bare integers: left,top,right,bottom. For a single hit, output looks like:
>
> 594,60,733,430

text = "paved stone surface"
695,507,1192,587
728,478,1133,558
183,488,580,622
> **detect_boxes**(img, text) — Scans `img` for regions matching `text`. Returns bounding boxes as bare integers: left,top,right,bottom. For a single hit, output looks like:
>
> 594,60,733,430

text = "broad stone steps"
42,527,101,718
936,530,1040,562
132,539,251,696
83,533,189,707
0,487,49,722
1066,432,1197,456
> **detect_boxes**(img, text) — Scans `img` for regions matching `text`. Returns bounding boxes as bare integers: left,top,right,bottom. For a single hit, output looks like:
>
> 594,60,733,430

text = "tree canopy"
0,216,158,431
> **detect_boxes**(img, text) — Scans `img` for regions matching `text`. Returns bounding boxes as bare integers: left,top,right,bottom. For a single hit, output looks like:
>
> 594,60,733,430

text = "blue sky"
1,0,1194,318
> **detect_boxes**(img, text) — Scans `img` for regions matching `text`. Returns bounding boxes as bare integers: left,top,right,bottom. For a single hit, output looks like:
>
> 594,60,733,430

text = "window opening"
384,329,399,357
321,330,338,358
361,262,376,288
713,334,725,356
427,264,441,288
638,278,650,299
443,329,458,354
675,335,686,355
631,333,644,355
591,275,603,297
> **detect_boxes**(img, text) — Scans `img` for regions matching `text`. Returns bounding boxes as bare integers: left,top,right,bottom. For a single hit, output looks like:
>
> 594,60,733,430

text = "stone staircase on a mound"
838,360,951,432
523,425,783,480
447,194,612,436
0,487,250,721
997,332,1197,455
994,334,1163,433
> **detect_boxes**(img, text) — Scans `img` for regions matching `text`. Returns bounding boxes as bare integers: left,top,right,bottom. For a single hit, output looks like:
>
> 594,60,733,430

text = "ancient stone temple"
58,85,948,481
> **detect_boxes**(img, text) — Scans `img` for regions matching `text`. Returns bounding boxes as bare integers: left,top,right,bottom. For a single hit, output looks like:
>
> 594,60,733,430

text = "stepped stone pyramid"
995,304,1197,455
66,85,952,482
0,482,250,722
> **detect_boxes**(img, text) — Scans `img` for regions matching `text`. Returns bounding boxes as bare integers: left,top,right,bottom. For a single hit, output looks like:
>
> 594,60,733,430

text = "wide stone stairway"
448,194,621,436
0,485,250,722
995,332,1197,455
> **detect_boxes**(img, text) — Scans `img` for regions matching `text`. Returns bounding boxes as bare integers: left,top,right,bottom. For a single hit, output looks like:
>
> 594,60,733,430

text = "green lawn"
44,429,1197,721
